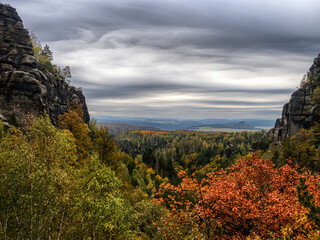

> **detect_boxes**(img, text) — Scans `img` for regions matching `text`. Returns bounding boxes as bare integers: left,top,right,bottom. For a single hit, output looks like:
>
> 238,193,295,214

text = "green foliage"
313,86,320,105
310,73,320,86
88,118,99,138
313,122,320,146
8,113,18,127
94,126,118,166
30,33,57,74
297,178,320,227
0,120,4,140
132,168,147,190
73,156,135,239
29,33,72,83
132,200,166,239
115,130,270,181
0,116,78,239
0,115,163,239
267,128,320,172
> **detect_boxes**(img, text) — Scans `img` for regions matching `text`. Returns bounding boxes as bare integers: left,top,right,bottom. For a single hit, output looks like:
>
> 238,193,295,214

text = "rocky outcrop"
271,54,320,141
0,3,89,126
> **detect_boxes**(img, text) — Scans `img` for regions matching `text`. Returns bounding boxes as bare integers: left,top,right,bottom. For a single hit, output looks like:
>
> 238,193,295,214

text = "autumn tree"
0,116,78,239
268,128,320,172
94,126,118,166
59,100,92,161
0,116,141,239
155,155,320,239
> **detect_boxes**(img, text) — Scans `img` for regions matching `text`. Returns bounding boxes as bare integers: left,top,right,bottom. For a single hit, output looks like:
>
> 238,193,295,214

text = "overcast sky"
8,0,320,119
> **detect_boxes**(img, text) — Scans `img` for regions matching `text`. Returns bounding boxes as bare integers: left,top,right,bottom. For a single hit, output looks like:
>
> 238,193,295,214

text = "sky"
7,0,320,119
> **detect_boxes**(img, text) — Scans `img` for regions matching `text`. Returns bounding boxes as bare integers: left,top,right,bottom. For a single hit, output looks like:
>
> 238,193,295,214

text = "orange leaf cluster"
59,100,92,161
134,130,170,136
154,155,320,239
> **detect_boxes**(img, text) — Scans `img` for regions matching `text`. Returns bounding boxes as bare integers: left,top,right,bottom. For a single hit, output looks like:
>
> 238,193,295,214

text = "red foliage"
154,155,320,239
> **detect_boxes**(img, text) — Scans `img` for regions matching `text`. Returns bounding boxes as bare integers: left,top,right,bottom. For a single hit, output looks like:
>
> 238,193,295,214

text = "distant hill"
187,121,255,130
184,121,264,132
93,116,275,131
99,122,161,135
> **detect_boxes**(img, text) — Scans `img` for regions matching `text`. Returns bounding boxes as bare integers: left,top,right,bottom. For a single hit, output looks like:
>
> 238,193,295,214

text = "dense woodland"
1,38,320,239
114,130,270,183
2,102,320,239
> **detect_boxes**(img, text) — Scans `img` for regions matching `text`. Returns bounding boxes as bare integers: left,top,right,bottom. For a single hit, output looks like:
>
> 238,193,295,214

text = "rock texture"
271,54,320,141
0,3,89,126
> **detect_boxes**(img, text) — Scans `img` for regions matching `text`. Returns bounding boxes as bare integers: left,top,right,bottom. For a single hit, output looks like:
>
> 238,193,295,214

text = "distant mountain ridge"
188,121,255,130
95,116,274,131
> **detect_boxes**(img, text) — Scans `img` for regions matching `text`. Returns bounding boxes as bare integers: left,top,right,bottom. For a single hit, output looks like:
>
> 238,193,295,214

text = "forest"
1,101,320,239
1,24,320,239
114,129,270,183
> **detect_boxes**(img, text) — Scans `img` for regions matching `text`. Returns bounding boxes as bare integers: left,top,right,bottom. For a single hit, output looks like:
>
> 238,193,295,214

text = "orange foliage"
59,100,92,161
154,155,320,239
134,130,169,136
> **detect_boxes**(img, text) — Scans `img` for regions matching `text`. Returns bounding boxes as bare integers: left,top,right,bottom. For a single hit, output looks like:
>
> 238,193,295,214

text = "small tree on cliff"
62,66,72,82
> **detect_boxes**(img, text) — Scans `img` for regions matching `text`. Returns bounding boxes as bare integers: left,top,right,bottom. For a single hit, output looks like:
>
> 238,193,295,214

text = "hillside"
186,121,257,132
98,122,161,135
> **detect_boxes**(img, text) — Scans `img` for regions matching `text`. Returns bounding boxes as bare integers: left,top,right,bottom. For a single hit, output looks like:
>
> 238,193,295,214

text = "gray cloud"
7,0,320,119
83,80,294,99
14,0,320,51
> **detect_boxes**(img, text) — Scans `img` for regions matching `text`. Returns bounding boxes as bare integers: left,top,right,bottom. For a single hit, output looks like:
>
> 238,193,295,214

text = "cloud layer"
10,0,320,119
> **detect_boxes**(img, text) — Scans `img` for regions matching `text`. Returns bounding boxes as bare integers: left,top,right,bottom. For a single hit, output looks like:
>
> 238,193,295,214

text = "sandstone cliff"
271,54,320,141
0,3,89,126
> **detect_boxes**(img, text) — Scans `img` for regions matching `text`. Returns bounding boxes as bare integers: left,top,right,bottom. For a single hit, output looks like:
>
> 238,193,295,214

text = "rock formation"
271,53,320,141
0,3,89,127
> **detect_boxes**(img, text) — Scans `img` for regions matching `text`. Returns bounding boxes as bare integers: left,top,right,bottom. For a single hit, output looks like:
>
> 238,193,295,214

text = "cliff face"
271,54,320,141
0,3,89,126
